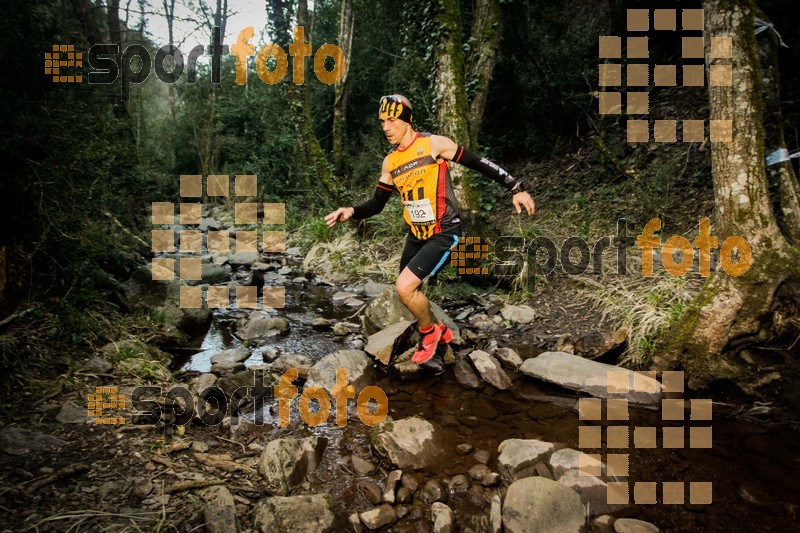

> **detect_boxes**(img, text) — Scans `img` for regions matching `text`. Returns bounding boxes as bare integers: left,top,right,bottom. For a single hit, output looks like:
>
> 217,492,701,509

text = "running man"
325,94,535,364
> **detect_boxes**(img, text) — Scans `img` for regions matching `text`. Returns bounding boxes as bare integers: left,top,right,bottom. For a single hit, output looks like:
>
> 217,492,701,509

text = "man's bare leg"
396,267,435,328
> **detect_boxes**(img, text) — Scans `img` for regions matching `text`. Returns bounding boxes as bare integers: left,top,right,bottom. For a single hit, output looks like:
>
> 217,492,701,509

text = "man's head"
379,94,413,145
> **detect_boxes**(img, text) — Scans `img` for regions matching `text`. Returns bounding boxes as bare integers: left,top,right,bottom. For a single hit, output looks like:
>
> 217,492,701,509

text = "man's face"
380,116,408,145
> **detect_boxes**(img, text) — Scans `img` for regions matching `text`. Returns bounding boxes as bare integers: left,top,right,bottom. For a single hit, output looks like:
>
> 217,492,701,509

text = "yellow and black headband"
379,94,413,124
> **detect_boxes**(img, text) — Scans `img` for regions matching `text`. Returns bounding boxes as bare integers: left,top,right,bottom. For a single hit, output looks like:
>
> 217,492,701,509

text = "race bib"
404,198,435,224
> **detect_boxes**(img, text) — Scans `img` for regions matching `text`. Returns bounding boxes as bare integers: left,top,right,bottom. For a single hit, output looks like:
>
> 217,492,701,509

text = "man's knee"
395,279,416,304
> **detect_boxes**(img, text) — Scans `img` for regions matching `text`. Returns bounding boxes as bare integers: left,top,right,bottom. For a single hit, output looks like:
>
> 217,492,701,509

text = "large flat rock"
519,351,661,405
502,477,585,533
371,416,444,470
365,320,414,365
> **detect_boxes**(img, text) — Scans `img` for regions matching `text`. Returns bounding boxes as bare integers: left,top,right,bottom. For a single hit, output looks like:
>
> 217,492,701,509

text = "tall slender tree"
657,0,800,389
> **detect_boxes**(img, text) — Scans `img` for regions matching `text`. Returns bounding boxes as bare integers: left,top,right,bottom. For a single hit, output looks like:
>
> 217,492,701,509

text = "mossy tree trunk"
755,7,800,244
434,0,502,230
468,0,502,147
656,0,800,390
332,0,354,176
268,0,346,205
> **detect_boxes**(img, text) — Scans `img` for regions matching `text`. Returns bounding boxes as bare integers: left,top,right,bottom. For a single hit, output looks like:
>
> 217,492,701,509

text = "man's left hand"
513,191,535,216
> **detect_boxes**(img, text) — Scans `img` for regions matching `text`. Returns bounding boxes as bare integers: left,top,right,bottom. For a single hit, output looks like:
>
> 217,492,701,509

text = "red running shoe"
412,323,452,364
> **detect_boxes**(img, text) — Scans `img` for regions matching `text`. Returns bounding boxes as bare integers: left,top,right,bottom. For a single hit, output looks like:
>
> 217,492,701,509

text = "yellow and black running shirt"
388,132,460,240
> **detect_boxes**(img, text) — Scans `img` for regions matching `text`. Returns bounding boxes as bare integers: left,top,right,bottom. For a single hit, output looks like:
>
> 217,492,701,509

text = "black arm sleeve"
452,146,521,191
351,182,395,219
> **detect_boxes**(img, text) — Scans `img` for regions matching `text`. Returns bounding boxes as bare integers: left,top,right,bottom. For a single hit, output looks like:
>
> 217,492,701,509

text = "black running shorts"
399,228,461,281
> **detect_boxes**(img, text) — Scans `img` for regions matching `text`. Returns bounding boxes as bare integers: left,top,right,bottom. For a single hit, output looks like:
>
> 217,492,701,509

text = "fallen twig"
25,464,90,494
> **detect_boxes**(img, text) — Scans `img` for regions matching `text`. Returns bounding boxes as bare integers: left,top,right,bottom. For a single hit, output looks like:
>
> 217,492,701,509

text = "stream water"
170,259,800,532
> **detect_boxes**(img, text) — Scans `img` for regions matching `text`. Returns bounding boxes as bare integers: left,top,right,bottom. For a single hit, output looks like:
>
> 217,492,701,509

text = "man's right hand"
324,207,355,227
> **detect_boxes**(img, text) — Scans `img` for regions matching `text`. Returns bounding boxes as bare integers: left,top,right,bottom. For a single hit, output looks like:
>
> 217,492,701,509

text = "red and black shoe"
412,323,453,364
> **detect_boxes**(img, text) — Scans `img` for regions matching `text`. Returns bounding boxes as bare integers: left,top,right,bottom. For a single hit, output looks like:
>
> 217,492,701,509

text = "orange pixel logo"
45,44,83,83
88,386,126,425
451,236,490,275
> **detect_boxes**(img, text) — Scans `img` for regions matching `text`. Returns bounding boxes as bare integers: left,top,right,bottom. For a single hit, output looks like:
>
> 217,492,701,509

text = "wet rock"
534,463,554,480
549,448,603,479
422,479,447,504
360,504,398,529
351,455,377,476
228,252,260,267
469,464,491,481
395,504,411,519
202,485,239,533
500,304,535,324
473,449,491,464
471,399,499,419
431,502,454,533
401,473,420,493
237,312,290,341
364,280,390,298
81,356,113,374
592,515,616,533
454,356,485,390
348,512,364,532
312,317,332,330
56,402,89,424
252,494,336,532
257,436,327,495
365,320,414,365
503,477,584,533
358,480,383,505
559,469,628,517
363,287,459,339
189,373,218,395
575,329,627,360
456,443,474,455
332,321,361,336
497,439,555,481
462,416,480,429
446,474,471,494
371,417,444,470
199,263,230,284
613,518,659,533
271,353,313,380
519,352,661,405
397,486,413,504
494,347,524,370
384,469,403,503
468,350,513,390
306,349,372,392
333,291,356,305
210,347,251,374
482,472,501,486
490,494,502,533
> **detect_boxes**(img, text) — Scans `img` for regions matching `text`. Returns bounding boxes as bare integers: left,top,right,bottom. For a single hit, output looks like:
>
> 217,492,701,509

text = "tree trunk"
467,0,502,147
656,0,800,390
332,0,353,175
269,0,345,205
434,0,478,226
755,8,800,245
